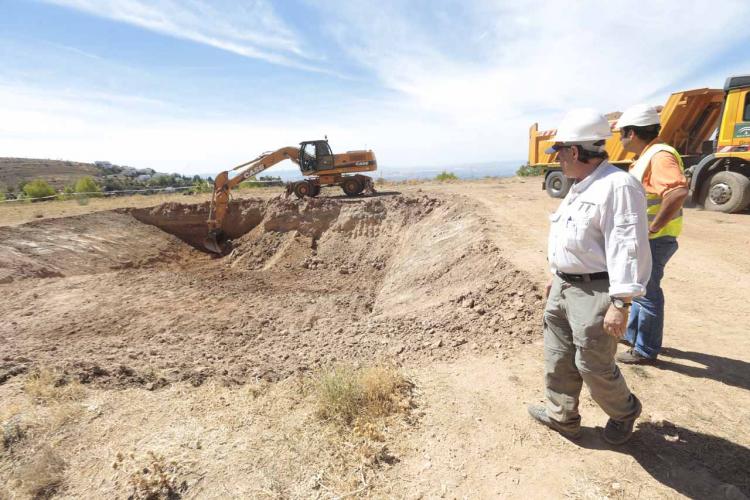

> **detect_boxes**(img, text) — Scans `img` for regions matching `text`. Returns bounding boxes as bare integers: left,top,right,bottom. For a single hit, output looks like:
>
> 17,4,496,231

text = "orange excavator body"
204,140,377,253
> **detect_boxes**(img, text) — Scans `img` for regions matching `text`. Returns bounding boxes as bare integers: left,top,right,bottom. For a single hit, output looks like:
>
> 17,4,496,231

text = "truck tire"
545,171,571,198
293,181,312,199
700,171,750,213
342,177,363,196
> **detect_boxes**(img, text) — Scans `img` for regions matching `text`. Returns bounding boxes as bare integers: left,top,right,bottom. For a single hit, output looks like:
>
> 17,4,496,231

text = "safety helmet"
545,108,612,153
616,104,660,128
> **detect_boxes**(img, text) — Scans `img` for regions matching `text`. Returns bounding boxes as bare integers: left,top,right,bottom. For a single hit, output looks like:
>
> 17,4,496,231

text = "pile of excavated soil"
0,194,543,388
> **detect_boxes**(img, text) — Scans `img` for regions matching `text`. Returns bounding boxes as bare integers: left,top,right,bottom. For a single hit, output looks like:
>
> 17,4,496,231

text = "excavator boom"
204,146,299,253
203,139,377,254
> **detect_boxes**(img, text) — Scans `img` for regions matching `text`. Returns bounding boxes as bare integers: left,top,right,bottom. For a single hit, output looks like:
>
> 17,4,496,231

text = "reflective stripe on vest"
629,143,684,239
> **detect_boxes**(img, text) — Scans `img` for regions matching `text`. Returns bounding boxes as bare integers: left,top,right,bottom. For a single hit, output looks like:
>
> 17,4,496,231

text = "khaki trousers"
543,275,639,428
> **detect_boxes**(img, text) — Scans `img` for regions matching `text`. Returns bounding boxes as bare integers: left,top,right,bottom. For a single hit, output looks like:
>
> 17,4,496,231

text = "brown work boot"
616,349,654,364
602,396,642,445
527,405,582,440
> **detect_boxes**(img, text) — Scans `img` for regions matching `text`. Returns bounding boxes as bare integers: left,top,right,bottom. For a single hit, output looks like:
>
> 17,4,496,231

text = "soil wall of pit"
0,194,543,388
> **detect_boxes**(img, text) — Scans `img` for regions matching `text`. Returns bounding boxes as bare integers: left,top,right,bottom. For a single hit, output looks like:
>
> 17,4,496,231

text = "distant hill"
0,158,100,191
0,158,202,197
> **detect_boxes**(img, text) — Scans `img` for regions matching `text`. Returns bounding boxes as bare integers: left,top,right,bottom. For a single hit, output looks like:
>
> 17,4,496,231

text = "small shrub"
74,176,102,197
0,191,5,202
127,451,186,500
57,185,76,201
22,180,56,200
2,414,26,451
435,171,458,181
24,369,84,404
516,163,545,177
17,445,66,499
315,365,412,426
238,179,264,189
190,179,213,194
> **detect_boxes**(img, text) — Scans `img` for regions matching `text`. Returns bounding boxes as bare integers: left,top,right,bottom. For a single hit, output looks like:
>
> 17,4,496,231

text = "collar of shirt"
568,160,610,197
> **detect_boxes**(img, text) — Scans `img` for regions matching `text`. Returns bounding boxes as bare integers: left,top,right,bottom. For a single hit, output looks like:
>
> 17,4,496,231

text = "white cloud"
5,1,750,172
41,0,322,70
320,0,750,143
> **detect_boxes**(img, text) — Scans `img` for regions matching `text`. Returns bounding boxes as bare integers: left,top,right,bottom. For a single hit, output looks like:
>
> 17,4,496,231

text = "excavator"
204,139,377,253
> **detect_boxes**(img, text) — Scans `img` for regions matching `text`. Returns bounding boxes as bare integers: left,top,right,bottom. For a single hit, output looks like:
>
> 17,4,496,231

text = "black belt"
556,270,609,283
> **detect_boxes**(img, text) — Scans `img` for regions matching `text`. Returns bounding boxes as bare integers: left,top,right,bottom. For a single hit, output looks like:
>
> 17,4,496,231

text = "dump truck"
529,75,750,213
204,139,377,253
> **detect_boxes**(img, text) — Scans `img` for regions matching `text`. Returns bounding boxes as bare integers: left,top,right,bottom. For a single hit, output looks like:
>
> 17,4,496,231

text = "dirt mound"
0,211,196,284
0,194,542,388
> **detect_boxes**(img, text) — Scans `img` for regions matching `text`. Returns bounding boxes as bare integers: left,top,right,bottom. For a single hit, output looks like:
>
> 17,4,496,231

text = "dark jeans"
625,236,679,359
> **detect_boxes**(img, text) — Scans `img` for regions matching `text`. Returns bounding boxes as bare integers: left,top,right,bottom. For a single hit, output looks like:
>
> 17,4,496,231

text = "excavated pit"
0,194,544,388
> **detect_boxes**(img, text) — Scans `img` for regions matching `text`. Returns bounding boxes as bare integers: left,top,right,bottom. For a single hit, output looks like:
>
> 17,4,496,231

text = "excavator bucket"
203,230,226,254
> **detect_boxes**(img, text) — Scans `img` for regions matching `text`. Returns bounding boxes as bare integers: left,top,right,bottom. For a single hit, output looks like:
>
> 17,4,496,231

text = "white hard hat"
545,108,612,153
616,104,660,128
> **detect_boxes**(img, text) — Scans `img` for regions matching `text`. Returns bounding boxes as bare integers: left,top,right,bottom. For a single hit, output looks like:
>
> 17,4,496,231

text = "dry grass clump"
15,445,67,499
24,368,85,404
315,365,413,426
2,413,26,452
124,451,187,500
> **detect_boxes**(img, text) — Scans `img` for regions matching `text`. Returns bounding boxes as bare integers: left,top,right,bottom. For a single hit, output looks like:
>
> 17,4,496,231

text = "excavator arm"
204,146,299,253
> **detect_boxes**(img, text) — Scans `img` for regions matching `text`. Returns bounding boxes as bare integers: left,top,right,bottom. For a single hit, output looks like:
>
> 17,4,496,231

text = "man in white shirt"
528,109,652,445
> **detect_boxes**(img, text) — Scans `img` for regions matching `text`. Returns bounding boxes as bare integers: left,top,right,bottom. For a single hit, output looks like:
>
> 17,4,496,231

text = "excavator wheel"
294,181,312,199
342,177,363,197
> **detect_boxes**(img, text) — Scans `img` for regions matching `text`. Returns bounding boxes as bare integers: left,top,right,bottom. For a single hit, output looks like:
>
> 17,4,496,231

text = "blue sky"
1,0,749,175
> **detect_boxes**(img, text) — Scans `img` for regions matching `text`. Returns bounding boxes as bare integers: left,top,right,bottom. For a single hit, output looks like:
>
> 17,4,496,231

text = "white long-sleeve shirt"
548,161,652,298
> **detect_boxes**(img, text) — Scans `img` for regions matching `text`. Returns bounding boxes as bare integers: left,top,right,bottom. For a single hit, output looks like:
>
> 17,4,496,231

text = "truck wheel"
342,178,362,196
701,171,750,213
294,181,312,199
545,171,571,198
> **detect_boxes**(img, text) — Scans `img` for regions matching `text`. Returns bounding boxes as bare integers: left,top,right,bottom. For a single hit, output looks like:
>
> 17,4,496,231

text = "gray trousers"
543,275,640,428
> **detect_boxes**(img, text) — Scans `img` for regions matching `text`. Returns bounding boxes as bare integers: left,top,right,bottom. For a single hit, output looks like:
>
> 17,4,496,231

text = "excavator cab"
299,140,334,172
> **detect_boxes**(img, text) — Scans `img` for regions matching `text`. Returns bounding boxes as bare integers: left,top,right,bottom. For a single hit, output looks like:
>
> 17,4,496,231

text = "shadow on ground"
656,347,750,392
577,421,749,498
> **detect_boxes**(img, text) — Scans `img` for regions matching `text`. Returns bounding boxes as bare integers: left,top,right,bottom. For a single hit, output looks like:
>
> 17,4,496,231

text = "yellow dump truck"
529,74,750,213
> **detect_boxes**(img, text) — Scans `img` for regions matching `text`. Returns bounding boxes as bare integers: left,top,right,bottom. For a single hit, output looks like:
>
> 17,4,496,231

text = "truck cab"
690,75,750,212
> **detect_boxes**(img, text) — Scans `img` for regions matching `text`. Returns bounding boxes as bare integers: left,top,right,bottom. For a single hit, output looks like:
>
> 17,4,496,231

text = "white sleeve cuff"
609,284,646,298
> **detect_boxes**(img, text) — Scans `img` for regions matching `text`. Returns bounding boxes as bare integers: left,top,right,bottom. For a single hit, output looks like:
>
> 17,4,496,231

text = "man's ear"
570,145,579,161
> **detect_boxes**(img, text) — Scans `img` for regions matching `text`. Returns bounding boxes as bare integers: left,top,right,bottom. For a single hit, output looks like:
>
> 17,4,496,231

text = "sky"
1,0,749,176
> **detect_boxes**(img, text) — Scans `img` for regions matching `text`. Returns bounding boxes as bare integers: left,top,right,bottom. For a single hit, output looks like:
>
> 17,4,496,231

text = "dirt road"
1,178,748,499
378,178,750,499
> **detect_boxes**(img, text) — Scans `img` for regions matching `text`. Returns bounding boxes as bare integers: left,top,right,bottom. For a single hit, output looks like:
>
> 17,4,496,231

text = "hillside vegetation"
0,158,199,200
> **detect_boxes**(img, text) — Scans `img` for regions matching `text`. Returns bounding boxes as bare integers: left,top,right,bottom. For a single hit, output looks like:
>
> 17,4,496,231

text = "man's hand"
545,278,553,298
603,304,628,338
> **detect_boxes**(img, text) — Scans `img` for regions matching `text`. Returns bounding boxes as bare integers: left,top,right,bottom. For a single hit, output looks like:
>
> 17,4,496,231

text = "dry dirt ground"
1,178,748,499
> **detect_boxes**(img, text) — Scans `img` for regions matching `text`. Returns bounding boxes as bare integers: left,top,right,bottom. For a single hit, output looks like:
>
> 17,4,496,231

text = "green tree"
435,171,458,181
22,180,56,200
74,176,102,197
58,184,76,201
516,163,545,177
191,179,213,194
